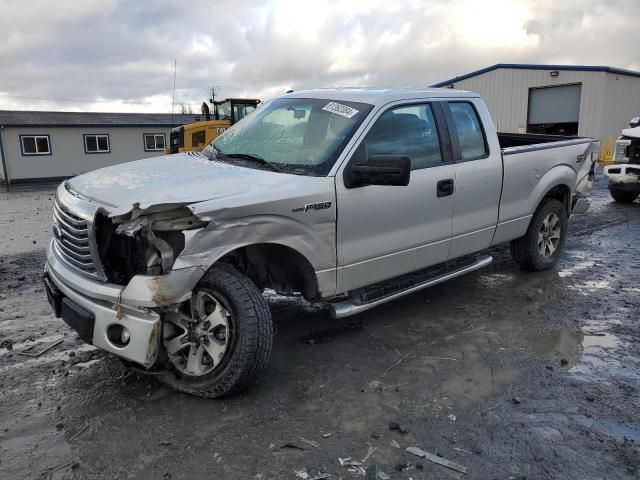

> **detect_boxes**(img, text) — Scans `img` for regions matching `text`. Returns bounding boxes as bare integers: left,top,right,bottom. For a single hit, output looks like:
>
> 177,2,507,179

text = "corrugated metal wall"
600,73,640,139
449,68,614,138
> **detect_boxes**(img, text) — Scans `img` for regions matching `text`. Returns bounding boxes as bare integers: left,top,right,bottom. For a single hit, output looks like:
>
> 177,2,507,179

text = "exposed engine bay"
95,207,206,284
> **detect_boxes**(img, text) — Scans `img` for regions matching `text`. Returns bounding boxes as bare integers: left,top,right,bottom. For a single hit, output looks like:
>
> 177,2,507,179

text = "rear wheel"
609,185,639,204
510,198,568,271
159,264,273,398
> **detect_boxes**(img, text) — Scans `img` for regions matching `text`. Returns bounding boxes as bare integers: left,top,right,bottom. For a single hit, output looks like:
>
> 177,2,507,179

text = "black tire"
510,198,568,271
609,186,639,204
159,264,273,398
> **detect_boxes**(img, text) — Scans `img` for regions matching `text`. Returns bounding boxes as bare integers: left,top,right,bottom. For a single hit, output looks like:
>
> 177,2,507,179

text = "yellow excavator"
167,98,260,154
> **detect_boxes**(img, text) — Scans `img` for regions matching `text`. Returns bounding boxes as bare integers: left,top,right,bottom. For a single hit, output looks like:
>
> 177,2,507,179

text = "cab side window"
364,104,443,170
448,102,488,160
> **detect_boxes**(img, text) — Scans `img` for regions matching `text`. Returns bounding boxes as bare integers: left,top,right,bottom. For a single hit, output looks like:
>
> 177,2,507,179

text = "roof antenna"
171,59,177,126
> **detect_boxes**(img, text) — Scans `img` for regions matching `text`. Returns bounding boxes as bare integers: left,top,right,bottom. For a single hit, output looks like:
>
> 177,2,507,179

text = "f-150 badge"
292,201,332,213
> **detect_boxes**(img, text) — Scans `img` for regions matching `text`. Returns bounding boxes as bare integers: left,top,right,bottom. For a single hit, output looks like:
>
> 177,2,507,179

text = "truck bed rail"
499,133,596,156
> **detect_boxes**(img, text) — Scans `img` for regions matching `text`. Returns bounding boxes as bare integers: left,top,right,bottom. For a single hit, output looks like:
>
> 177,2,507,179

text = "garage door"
528,84,581,124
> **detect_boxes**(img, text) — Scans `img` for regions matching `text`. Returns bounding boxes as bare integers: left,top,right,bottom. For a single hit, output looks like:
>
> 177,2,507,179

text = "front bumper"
44,241,204,367
603,164,640,190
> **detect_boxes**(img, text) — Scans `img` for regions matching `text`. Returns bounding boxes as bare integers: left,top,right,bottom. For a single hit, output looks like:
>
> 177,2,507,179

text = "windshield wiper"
223,153,286,173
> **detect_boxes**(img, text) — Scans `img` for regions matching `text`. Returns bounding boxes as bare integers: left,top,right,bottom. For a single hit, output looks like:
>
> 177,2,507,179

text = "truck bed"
495,133,599,239
498,132,590,149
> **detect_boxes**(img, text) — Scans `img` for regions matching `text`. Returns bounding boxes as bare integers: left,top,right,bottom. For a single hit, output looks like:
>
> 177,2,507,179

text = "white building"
0,111,199,185
432,64,640,140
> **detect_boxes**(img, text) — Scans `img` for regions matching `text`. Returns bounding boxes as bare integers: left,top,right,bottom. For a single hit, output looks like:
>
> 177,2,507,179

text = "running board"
328,255,493,319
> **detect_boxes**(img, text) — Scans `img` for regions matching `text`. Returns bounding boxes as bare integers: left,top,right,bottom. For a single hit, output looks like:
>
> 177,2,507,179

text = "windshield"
204,97,373,176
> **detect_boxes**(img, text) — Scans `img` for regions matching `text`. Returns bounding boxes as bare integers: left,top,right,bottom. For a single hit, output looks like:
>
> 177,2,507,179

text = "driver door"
335,102,455,293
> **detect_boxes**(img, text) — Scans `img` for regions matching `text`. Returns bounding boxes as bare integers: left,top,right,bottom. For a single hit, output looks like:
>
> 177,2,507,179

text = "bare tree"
179,103,193,114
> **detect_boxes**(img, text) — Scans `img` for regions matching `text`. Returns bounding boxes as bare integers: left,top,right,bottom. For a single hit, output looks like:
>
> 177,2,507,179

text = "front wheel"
510,198,568,271
609,185,639,204
159,264,273,398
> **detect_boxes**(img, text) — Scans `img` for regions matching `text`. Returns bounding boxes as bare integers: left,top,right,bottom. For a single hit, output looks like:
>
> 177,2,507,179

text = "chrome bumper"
45,241,204,367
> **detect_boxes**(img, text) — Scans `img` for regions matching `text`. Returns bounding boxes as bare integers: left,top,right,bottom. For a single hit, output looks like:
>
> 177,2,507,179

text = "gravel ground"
0,176,638,480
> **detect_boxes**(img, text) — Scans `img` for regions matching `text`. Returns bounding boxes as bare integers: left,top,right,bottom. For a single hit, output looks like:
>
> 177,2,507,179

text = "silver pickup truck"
44,88,599,397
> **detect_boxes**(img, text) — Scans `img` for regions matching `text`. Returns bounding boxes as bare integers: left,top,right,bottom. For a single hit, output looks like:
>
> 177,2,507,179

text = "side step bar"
329,255,493,319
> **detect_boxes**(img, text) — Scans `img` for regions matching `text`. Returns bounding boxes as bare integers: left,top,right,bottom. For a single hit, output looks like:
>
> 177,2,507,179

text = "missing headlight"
96,208,206,284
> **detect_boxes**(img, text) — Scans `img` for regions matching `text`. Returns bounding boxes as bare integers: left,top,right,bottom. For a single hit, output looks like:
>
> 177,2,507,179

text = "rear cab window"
447,102,489,160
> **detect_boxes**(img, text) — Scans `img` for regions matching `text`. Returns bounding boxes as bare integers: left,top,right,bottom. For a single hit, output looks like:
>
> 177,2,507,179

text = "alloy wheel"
537,213,561,258
163,290,232,376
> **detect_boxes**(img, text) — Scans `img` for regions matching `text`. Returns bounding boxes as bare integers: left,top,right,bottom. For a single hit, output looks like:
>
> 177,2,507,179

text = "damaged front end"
604,129,640,191
45,183,215,369
97,205,207,285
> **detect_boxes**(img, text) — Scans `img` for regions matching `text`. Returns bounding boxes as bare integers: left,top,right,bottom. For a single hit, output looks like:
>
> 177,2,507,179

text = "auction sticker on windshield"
322,102,359,118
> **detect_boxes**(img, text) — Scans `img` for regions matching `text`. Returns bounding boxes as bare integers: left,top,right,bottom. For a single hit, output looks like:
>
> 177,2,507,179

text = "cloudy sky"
0,0,637,112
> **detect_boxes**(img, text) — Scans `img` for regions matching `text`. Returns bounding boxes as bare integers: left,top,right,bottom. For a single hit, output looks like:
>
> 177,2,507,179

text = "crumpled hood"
622,126,640,139
67,152,306,216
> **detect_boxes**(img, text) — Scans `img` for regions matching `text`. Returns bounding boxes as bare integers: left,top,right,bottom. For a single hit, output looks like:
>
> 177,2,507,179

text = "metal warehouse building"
432,64,640,140
0,111,199,185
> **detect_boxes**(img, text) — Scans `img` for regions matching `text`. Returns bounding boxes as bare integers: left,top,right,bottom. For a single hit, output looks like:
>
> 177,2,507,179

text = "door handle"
437,179,454,197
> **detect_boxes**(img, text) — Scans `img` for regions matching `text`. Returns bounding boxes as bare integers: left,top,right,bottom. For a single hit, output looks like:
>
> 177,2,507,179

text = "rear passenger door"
442,100,502,259
336,102,456,292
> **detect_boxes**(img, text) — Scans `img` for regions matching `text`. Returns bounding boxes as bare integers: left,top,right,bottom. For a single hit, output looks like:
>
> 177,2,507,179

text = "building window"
84,134,110,154
144,133,166,152
20,135,51,156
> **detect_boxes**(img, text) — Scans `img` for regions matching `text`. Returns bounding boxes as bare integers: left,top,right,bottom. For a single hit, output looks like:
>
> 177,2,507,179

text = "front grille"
628,141,640,162
615,141,629,162
53,200,98,276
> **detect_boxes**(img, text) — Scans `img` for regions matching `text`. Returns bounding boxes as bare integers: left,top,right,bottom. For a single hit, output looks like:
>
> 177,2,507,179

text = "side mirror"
345,155,411,188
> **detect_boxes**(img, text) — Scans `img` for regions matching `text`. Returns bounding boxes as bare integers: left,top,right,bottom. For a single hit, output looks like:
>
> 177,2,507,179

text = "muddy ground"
0,177,638,480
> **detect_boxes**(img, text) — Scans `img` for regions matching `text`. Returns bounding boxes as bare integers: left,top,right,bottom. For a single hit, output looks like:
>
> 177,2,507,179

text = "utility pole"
171,59,177,126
